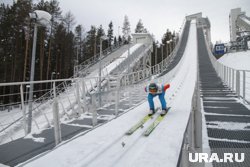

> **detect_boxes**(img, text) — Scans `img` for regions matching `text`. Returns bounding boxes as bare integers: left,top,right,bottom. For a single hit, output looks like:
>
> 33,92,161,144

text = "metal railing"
0,40,180,145
178,63,203,167
178,25,250,167
205,36,250,104
24,43,125,120
74,43,125,77
0,43,150,143
0,18,188,146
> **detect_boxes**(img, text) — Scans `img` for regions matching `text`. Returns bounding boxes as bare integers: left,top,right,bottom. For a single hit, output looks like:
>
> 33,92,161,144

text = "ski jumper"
145,84,170,111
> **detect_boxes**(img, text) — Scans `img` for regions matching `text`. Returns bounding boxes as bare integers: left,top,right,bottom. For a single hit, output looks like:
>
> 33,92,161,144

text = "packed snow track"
22,21,198,167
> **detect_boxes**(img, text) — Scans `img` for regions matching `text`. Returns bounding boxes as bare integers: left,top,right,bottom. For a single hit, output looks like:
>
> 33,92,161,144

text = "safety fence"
178,23,250,167
178,60,203,167
0,44,176,145
74,43,125,77
205,33,250,104
0,43,151,144
0,18,188,146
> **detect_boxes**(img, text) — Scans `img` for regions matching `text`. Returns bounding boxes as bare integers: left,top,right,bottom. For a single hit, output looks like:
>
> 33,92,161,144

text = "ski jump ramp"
22,20,198,167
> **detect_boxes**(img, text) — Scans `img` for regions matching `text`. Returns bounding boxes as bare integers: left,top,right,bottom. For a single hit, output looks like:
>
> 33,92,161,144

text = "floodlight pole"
27,10,51,134
27,23,38,133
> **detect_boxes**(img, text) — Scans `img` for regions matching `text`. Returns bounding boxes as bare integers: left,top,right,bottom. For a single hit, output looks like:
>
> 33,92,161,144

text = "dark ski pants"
147,92,167,111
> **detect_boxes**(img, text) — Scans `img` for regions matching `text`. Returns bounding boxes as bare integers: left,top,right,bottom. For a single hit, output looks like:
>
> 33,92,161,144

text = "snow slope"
218,50,250,70
218,50,250,102
0,44,143,145
21,21,198,167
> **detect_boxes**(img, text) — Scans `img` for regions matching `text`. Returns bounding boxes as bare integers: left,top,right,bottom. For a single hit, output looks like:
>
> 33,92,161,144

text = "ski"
125,107,160,135
125,115,152,135
143,107,171,136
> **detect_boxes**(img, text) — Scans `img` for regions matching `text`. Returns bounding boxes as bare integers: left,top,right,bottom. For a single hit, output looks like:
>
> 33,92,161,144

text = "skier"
145,82,170,116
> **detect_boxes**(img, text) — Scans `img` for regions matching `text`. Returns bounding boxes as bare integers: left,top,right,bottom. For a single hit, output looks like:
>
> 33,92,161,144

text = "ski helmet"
149,83,158,93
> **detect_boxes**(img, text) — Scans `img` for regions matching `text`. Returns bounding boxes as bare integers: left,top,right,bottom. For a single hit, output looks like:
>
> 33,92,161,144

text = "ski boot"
148,109,155,116
160,109,168,116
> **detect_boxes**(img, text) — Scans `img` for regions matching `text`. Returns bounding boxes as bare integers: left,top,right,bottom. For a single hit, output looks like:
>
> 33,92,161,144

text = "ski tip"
144,131,151,137
125,131,133,135
143,131,148,136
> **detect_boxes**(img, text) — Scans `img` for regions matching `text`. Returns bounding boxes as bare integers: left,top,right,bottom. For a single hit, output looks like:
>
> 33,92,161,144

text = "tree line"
0,0,177,105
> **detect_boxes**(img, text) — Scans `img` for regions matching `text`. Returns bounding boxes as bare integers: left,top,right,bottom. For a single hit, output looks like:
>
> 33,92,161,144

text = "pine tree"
46,0,62,82
74,24,84,63
114,36,117,46
63,11,76,33
122,15,131,43
0,4,11,103
171,31,176,53
53,23,65,77
96,25,107,53
135,19,147,33
85,25,97,60
118,35,122,45
162,29,175,58
107,21,113,48
63,31,75,77
35,0,50,11
0,0,32,103
0,0,79,103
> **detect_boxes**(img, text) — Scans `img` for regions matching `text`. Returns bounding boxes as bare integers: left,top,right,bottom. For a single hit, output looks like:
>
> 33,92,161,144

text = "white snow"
241,16,250,26
1,19,248,167
24,134,45,143
204,112,250,118
200,99,213,167
207,121,250,131
33,10,52,27
218,50,250,102
0,11,249,167
84,43,143,91
0,43,144,145
218,50,250,71
21,21,198,167
209,137,250,144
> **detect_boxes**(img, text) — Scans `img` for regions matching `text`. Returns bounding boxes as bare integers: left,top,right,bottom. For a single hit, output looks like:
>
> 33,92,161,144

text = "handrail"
0,18,189,144
203,29,250,103
74,43,125,76
178,22,202,167
0,42,168,141
77,43,124,67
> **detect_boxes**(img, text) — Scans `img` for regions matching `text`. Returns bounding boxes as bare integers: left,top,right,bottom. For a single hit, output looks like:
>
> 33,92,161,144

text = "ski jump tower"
131,33,153,72
186,12,212,46
229,8,250,49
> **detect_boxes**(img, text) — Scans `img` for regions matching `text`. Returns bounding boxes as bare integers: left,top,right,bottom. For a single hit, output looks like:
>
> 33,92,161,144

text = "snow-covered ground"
218,50,250,102
218,50,250,70
84,43,143,90
2,21,249,167
20,21,198,167
0,43,144,145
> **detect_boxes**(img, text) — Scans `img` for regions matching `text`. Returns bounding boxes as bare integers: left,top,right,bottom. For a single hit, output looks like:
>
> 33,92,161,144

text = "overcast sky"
2,0,250,43
56,0,249,44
